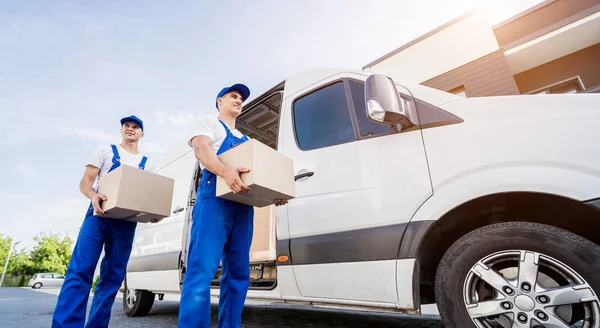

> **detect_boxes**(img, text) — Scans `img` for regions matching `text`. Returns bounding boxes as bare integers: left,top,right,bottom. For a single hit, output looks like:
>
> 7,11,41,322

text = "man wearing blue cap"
179,84,287,327
52,115,157,328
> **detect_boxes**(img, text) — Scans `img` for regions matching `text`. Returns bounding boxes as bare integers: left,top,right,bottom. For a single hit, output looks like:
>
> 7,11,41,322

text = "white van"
122,67,600,327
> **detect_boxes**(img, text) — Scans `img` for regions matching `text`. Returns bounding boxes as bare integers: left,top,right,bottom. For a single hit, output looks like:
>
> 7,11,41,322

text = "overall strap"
109,144,121,172
218,120,249,141
218,120,233,136
139,156,148,170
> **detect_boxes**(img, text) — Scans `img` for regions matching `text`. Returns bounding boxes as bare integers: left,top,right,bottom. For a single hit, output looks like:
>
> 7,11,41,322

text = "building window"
529,77,584,94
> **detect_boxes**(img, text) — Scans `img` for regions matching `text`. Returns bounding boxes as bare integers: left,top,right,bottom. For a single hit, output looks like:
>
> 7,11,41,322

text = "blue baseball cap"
215,83,250,110
120,115,144,131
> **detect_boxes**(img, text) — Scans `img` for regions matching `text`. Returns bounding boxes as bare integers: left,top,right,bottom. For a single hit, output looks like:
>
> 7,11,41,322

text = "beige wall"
364,10,500,83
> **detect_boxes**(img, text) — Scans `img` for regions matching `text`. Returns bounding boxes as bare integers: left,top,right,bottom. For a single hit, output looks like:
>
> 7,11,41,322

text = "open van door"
179,159,202,288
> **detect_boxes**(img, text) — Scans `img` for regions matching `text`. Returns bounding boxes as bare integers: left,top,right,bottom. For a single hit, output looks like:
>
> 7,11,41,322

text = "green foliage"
2,274,27,287
18,275,26,287
0,234,31,276
0,233,13,268
91,275,100,293
29,232,74,275
8,250,34,275
0,231,74,284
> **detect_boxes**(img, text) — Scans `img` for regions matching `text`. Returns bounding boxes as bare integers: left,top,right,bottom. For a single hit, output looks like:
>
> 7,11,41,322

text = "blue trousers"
52,214,137,328
178,196,254,328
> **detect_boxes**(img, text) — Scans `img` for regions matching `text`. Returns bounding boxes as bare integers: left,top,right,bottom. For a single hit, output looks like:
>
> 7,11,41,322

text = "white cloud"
15,160,38,182
152,109,199,126
141,141,168,154
72,127,168,155
72,127,120,144
0,190,30,201
12,19,45,40
0,193,89,250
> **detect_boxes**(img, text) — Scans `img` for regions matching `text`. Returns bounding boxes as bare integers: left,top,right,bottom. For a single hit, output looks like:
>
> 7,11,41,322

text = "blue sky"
0,0,544,249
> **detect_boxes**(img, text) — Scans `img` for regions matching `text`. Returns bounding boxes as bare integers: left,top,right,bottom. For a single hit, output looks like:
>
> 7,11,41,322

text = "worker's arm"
190,135,250,194
79,165,107,215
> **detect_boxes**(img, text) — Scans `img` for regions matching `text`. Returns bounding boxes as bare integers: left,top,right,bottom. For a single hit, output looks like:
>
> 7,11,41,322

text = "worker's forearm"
195,143,230,177
79,181,98,200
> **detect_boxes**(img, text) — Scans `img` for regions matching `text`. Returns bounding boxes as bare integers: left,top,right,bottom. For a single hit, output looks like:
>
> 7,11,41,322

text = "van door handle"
294,171,314,181
172,206,184,214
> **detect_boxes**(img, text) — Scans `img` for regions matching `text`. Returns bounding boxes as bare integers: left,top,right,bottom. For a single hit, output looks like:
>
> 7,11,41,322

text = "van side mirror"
365,74,415,128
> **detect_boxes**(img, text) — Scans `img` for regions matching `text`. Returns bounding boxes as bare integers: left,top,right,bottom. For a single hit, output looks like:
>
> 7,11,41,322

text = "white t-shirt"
188,114,246,153
87,144,155,190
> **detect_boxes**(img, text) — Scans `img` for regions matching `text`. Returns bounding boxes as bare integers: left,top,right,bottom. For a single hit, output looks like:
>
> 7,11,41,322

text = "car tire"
435,221,600,328
122,277,155,317
32,282,42,289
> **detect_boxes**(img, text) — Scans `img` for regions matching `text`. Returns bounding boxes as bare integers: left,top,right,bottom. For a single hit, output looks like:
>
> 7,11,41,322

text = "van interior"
191,84,285,290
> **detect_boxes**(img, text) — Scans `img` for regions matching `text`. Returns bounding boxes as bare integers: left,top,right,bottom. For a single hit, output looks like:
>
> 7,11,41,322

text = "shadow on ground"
0,287,444,328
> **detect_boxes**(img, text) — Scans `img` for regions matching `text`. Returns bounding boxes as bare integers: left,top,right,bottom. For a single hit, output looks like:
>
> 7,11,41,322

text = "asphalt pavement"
0,287,444,327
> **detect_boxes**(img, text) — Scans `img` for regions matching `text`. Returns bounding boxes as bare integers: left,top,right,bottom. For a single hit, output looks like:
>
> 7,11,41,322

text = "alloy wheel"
125,287,137,309
463,250,599,327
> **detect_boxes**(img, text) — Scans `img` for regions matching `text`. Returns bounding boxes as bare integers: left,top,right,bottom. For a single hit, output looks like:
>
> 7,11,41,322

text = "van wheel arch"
413,191,600,306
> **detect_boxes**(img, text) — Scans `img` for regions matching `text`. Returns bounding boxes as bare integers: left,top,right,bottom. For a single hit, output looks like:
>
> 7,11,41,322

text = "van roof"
243,67,460,110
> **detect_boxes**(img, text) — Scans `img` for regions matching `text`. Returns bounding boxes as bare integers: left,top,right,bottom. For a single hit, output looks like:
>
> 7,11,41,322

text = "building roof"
362,9,485,70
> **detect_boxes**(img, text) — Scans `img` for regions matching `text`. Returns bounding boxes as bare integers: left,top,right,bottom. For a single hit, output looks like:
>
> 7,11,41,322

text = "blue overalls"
52,145,147,328
178,120,255,328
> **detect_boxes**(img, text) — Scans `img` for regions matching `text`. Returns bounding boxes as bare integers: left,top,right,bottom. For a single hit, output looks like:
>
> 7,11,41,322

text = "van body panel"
411,93,600,224
127,270,180,292
291,260,399,304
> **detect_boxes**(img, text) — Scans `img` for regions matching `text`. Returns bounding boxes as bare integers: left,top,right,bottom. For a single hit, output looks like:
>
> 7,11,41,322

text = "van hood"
438,93,600,123
421,92,600,202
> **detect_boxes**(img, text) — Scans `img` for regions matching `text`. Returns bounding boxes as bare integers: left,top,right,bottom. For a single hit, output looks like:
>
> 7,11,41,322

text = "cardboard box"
216,139,295,207
97,164,175,223
250,205,276,263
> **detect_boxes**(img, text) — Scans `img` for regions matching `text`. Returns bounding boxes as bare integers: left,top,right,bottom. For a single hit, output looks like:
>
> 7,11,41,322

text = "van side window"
293,81,357,150
348,80,395,137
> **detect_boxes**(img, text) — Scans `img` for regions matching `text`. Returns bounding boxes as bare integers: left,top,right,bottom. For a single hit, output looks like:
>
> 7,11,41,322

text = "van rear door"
127,145,197,292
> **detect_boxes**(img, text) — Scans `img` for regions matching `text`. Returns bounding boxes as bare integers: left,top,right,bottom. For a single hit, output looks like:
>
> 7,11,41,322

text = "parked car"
122,67,600,327
28,273,65,289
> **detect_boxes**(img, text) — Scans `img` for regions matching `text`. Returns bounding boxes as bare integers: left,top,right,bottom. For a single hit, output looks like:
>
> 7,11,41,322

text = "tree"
0,234,11,268
0,234,30,274
29,232,74,275
8,250,34,275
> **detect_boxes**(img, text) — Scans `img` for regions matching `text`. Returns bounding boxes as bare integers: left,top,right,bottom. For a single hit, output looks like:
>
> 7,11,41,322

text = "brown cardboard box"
249,205,276,263
97,164,175,223
216,139,295,207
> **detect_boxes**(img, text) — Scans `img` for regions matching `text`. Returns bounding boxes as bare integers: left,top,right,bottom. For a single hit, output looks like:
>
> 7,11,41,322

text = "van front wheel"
123,277,155,317
435,222,600,328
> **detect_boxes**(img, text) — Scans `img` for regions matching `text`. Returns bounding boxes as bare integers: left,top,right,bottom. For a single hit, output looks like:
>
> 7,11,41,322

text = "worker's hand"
274,199,288,206
222,167,251,194
91,192,107,216
150,218,163,223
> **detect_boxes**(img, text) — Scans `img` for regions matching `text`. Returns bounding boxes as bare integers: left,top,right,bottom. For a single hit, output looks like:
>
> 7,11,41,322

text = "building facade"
363,0,600,96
